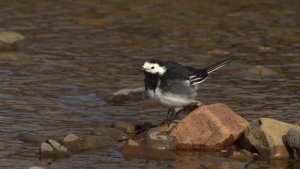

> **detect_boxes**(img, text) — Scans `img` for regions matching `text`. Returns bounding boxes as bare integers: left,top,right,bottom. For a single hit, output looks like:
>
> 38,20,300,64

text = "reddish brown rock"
170,103,249,151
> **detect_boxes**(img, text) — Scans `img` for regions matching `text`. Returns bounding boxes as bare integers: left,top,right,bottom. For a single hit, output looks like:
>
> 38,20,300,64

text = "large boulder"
285,127,300,160
170,103,249,151
245,118,297,159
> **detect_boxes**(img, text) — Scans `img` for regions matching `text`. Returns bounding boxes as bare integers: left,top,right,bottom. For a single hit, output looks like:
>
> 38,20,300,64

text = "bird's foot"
192,99,203,107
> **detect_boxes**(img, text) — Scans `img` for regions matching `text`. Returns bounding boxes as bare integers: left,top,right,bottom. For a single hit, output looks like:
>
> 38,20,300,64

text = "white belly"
153,88,192,108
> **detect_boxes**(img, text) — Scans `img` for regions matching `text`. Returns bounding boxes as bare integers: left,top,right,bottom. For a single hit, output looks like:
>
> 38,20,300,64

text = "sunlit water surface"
0,0,299,168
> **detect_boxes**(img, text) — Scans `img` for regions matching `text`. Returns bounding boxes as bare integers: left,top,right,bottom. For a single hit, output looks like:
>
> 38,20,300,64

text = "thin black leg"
162,108,171,124
170,110,179,122
167,109,175,126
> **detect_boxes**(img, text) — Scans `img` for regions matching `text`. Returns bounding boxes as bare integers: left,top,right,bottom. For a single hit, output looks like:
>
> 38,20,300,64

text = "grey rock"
285,127,300,160
145,131,176,151
17,132,46,144
84,135,115,149
245,118,296,159
92,126,128,141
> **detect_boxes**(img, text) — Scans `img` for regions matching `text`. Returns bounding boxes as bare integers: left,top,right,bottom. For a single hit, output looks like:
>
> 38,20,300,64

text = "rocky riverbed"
16,88,300,169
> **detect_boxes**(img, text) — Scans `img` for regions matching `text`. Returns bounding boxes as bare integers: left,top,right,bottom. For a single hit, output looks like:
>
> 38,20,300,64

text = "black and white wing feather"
188,69,208,86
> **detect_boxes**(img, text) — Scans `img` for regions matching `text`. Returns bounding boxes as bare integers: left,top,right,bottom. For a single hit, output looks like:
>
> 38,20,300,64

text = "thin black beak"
137,68,144,73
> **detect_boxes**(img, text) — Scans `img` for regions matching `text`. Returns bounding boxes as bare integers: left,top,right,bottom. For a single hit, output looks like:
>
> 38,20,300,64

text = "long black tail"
205,57,235,74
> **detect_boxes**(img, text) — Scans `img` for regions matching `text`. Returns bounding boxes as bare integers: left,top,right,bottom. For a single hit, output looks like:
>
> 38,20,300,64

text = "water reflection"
0,0,299,168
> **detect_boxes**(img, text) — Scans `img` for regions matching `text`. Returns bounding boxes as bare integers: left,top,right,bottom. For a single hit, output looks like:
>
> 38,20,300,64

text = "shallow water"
0,0,299,168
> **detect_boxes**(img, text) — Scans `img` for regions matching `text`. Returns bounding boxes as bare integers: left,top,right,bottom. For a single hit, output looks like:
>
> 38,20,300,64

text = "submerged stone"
17,132,46,144
112,121,135,134
83,135,115,149
92,126,128,141
107,87,146,103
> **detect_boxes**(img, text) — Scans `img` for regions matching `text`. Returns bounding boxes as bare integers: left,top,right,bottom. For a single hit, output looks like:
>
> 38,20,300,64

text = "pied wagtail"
141,57,235,125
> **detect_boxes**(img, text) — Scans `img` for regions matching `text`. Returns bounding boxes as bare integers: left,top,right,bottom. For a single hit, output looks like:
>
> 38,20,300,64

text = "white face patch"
142,61,167,75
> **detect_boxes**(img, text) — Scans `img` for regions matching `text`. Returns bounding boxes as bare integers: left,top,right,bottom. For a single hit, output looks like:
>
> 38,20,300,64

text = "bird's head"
142,59,167,75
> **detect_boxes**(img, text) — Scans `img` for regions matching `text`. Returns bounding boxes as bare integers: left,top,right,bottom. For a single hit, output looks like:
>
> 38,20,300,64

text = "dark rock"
17,132,46,144
112,121,135,134
234,132,256,152
295,121,300,126
92,125,128,141
145,131,176,150
285,127,300,160
0,31,25,51
83,135,115,149
170,103,249,151
245,118,296,159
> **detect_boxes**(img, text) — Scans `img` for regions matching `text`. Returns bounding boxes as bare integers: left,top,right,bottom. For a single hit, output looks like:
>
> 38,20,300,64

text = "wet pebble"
0,31,25,50
63,134,79,143
40,139,70,158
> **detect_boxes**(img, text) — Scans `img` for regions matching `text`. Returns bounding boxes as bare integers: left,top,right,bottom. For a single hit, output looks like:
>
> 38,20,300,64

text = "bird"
141,57,235,125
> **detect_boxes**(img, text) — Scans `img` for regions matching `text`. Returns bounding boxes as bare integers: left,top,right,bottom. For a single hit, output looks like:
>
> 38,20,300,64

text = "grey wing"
160,79,197,99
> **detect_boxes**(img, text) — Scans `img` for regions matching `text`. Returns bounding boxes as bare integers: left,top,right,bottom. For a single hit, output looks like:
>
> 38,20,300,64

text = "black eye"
151,66,154,69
